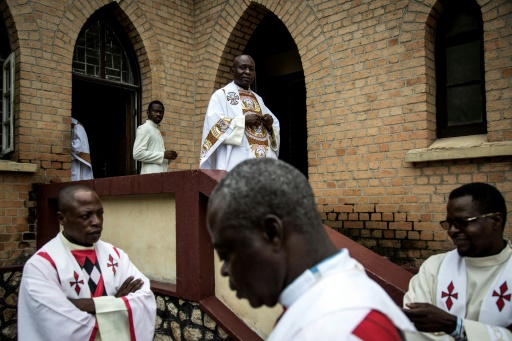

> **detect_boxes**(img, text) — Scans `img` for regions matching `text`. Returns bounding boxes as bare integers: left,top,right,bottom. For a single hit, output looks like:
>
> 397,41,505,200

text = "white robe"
269,249,417,340
133,120,168,174
199,81,280,171
71,118,94,180
18,232,156,341
403,242,512,341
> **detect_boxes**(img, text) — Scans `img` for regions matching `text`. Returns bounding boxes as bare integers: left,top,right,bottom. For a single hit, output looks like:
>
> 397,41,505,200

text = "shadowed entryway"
245,12,308,177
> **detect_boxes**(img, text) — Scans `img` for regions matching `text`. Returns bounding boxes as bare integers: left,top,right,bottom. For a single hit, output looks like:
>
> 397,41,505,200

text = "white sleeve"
133,125,164,164
18,256,98,341
224,115,245,145
464,319,512,341
403,255,442,307
109,249,156,341
261,100,280,153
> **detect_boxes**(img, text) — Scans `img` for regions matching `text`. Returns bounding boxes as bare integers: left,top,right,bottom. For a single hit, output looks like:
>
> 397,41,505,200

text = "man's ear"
230,67,235,76
491,212,504,231
261,214,284,250
57,211,65,226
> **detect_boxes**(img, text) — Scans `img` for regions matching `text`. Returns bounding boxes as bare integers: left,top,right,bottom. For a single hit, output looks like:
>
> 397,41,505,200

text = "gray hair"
209,159,323,238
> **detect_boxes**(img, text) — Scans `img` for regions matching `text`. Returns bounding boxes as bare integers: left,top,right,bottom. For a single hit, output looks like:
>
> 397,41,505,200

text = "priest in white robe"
71,118,94,180
18,185,156,341
200,55,280,171
207,158,417,340
403,183,512,341
133,100,178,174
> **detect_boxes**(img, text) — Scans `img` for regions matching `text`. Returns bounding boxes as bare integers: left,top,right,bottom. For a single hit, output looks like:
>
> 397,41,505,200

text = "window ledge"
405,135,512,162
0,161,38,173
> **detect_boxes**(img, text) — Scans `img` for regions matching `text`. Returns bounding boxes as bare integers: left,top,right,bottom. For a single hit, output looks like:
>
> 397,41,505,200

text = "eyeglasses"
440,212,499,230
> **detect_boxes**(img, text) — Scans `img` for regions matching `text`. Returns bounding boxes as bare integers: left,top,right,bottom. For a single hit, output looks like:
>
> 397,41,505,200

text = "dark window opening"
245,12,308,177
436,0,486,138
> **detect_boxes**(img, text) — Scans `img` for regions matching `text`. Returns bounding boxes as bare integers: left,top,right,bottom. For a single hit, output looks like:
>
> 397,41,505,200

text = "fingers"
116,276,144,297
131,279,144,292
125,278,144,293
164,150,178,160
120,275,135,289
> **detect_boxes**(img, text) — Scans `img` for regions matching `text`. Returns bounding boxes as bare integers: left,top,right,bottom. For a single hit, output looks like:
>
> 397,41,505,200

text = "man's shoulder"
137,121,151,129
96,239,125,258
23,236,61,271
417,251,450,272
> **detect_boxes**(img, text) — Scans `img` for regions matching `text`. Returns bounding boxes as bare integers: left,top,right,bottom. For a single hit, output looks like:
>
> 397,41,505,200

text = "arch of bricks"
7,0,165,175
195,0,336,156
53,0,162,111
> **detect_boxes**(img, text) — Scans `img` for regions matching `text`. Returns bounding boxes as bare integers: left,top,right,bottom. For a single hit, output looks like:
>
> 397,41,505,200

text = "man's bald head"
57,184,95,213
231,55,256,89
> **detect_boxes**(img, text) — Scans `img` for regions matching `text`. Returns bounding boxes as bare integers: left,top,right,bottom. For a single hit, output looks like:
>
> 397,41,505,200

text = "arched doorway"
245,12,308,177
72,5,140,178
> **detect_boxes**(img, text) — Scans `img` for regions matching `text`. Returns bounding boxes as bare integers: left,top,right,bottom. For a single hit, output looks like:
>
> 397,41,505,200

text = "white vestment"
269,249,417,341
403,242,512,341
71,118,94,180
18,232,156,341
133,120,168,174
199,81,280,171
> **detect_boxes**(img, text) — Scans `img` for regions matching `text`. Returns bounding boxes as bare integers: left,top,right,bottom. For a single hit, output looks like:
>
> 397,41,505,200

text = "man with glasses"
403,183,511,340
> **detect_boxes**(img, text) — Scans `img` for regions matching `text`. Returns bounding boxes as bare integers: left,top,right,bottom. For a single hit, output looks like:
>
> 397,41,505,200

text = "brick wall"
0,0,510,266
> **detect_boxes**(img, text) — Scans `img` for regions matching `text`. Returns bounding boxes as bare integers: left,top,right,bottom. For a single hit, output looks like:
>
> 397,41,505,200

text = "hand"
164,150,178,160
245,114,262,127
261,114,274,131
403,302,458,333
115,276,144,298
69,298,95,314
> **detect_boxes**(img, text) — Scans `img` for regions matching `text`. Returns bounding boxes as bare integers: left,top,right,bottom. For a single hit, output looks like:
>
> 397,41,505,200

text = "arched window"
73,20,135,85
436,0,486,138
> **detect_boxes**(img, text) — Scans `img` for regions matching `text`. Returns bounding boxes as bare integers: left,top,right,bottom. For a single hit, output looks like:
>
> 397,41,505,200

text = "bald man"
18,185,156,340
200,54,280,170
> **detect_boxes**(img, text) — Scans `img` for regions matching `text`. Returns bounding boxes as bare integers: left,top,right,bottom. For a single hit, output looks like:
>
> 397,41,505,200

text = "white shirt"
133,120,168,174
269,249,416,340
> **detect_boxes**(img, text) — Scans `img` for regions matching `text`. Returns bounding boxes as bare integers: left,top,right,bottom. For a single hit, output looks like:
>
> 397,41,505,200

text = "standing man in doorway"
71,118,94,180
133,100,178,174
199,54,280,171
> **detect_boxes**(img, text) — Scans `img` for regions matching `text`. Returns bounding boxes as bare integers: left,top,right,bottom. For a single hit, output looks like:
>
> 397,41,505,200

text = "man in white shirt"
206,158,416,340
403,182,512,341
18,185,156,340
133,100,178,174
200,55,280,170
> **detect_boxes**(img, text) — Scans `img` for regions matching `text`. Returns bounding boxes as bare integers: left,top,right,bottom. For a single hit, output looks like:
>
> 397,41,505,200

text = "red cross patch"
493,281,511,312
441,281,458,311
107,254,118,275
69,271,84,295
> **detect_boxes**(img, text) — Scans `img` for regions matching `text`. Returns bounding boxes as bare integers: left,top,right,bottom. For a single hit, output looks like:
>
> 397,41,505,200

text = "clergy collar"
465,239,512,268
235,83,251,91
278,249,359,309
59,230,95,251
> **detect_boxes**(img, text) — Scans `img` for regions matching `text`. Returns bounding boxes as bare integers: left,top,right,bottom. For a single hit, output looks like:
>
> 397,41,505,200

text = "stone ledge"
0,161,38,173
405,135,512,163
